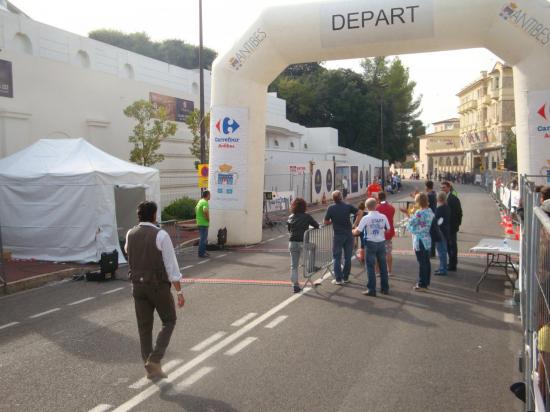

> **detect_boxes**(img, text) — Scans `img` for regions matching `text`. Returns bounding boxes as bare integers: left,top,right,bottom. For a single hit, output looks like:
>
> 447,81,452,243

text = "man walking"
376,192,395,276
440,181,462,271
324,191,358,285
353,198,390,296
126,201,185,380
196,190,210,258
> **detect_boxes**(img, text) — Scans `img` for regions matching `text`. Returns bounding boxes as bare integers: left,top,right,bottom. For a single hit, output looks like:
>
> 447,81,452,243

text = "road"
0,182,523,412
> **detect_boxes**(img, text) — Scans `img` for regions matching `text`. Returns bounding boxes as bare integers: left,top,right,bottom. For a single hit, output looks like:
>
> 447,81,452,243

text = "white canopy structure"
209,0,550,245
0,138,160,263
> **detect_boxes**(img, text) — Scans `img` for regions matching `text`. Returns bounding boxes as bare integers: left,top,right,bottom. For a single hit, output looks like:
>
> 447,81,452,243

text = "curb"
2,267,83,295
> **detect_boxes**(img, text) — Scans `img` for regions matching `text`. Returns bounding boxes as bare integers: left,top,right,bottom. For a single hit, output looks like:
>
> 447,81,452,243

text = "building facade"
0,7,381,206
457,62,515,173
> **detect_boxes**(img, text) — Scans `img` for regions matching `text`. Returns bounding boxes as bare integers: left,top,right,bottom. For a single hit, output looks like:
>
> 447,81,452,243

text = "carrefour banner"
209,106,248,210
528,90,550,175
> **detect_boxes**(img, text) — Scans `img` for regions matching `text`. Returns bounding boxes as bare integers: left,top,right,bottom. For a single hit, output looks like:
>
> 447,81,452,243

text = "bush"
161,197,197,221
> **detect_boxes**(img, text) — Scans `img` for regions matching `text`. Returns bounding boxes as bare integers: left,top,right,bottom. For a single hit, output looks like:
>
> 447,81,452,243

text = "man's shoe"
381,289,389,295
413,284,428,292
293,285,302,294
145,361,168,380
447,267,457,272
198,253,211,258
362,289,376,297
331,279,343,286
434,270,447,276
343,278,351,284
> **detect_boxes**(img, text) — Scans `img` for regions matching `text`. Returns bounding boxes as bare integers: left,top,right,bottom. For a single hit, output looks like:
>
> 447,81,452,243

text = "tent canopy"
0,138,161,263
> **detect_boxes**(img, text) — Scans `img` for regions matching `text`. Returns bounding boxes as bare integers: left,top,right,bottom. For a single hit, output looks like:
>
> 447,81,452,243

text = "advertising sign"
320,0,434,48
351,166,359,193
0,60,13,98
326,169,333,192
528,90,550,174
149,92,194,122
209,106,248,210
314,169,323,194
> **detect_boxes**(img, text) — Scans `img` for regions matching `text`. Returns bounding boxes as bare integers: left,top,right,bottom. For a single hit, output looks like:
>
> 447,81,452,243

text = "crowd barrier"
301,225,336,287
518,175,550,411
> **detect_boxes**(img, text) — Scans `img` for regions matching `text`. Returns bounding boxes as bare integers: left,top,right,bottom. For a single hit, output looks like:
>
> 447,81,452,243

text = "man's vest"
127,225,169,284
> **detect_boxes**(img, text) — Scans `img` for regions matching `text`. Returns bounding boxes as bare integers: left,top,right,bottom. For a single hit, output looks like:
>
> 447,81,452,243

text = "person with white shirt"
353,198,390,297
125,201,185,381
342,176,349,199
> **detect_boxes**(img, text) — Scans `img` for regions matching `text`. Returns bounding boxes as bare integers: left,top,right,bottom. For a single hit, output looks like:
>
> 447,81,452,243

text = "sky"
13,0,501,130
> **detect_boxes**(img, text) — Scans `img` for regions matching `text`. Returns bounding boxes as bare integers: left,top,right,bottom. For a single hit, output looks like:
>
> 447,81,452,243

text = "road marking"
216,254,228,259
231,313,257,327
29,308,61,319
111,285,310,412
267,238,276,242
196,259,210,265
224,337,257,356
88,404,112,412
175,366,214,389
68,297,95,306
277,235,285,239
265,315,288,329
190,331,227,352
128,359,184,389
0,321,19,331
180,265,194,270
504,313,516,324
102,287,125,295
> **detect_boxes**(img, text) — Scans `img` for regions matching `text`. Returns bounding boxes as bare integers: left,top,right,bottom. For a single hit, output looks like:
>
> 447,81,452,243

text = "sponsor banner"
209,106,249,210
0,60,13,98
499,2,550,48
528,90,550,175
320,0,434,48
149,92,194,122
228,28,268,71
351,166,359,193
265,191,294,212
314,169,323,194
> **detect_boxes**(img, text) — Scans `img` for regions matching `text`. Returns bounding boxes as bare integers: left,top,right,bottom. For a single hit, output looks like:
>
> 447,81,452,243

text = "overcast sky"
14,0,501,129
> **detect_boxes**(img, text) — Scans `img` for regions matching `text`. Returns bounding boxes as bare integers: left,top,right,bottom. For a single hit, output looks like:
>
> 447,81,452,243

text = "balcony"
488,87,499,100
458,100,478,114
480,95,491,106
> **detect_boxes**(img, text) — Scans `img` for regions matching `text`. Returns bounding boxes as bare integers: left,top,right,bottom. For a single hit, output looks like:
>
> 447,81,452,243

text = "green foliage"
505,130,517,171
89,29,217,70
269,57,423,163
186,109,210,164
161,197,197,221
124,100,177,166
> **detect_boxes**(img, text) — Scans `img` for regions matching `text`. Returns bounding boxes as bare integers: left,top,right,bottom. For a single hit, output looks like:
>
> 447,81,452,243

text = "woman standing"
407,193,435,291
287,198,319,293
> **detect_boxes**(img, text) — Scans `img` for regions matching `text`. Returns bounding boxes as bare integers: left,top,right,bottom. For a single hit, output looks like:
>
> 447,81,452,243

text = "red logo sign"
538,104,548,121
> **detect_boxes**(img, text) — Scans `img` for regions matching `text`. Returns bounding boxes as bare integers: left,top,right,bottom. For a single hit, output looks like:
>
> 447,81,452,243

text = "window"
304,143,308,149
14,32,32,54
274,139,279,147
123,64,134,79
290,142,295,148
76,50,90,68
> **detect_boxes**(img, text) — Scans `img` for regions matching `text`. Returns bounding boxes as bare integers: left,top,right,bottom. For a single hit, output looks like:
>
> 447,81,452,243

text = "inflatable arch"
208,0,550,244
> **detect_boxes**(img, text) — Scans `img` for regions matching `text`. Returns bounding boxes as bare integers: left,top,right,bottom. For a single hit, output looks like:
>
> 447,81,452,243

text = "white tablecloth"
470,238,520,256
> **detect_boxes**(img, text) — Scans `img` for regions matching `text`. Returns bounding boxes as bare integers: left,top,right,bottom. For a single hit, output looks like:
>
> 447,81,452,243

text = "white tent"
0,138,160,263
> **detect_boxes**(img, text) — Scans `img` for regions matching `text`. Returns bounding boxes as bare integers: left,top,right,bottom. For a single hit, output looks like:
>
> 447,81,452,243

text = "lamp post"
198,0,206,166
379,83,388,186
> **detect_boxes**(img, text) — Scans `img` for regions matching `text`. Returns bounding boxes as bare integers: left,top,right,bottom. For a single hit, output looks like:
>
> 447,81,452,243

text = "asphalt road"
0,182,523,412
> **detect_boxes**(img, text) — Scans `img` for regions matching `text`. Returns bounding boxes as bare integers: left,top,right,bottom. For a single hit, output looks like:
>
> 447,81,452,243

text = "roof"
433,118,459,125
0,138,157,179
419,129,460,139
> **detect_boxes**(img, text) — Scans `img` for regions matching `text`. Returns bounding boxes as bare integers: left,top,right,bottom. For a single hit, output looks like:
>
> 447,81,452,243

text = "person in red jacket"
367,178,382,199
376,192,396,276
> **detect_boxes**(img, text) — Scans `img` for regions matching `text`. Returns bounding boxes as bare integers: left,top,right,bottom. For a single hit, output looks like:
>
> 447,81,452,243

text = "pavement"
0,181,524,412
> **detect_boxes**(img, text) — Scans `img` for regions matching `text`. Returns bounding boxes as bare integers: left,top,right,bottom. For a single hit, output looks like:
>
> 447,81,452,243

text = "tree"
504,130,517,171
89,29,217,70
124,100,177,166
409,119,426,155
186,109,210,165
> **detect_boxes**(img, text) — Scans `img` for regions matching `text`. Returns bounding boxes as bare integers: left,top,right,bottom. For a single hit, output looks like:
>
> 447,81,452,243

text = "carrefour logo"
536,103,550,138
215,117,240,135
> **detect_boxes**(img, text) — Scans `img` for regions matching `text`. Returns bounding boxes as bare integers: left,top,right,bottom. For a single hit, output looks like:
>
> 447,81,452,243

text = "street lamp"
198,0,206,166
378,83,388,186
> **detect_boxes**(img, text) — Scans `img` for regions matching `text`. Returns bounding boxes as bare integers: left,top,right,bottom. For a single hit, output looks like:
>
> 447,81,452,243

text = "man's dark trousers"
133,282,177,363
447,230,458,270
333,233,353,282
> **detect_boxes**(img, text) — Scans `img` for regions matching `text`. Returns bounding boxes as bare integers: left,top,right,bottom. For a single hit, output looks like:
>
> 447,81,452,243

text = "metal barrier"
301,225,335,287
392,200,414,237
519,174,550,411
159,220,188,254
0,222,6,293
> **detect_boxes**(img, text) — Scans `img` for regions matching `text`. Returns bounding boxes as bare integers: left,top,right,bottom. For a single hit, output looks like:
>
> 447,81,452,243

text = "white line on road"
190,331,227,352
68,297,96,306
277,235,285,239
111,285,310,412
267,238,276,242
224,337,257,356
128,359,184,389
265,315,288,329
102,287,125,295
29,308,61,319
231,313,257,327
88,404,113,412
0,321,19,331
196,259,210,265
504,313,516,324
175,366,214,390
216,254,228,259
180,265,194,270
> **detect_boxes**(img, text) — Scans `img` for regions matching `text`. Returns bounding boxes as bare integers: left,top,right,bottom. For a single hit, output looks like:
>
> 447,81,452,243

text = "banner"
320,0,434,48
209,106,248,210
149,92,194,122
528,90,550,175
351,166,359,193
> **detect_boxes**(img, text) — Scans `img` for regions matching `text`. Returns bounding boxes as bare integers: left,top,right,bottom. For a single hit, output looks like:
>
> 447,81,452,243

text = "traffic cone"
505,220,514,235
515,227,520,240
